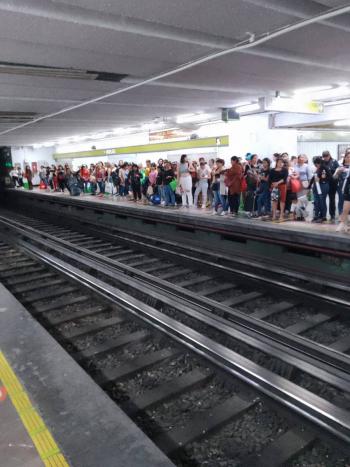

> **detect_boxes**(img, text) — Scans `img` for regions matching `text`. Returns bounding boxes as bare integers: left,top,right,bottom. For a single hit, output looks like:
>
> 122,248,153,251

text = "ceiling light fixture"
176,113,210,124
294,86,350,101
235,103,260,113
334,119,350,126
294,85,333,95
324,98,350,107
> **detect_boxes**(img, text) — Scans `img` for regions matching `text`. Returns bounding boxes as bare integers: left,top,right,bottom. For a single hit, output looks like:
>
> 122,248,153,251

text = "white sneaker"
336,222,345,232
336,222,348,233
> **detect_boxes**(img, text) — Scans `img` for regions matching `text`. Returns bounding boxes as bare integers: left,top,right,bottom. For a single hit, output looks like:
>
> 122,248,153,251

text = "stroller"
294,194,309,221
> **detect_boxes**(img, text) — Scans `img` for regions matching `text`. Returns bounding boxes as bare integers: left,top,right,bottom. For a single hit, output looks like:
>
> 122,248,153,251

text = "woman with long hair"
269,158,288,221
177,154,193,207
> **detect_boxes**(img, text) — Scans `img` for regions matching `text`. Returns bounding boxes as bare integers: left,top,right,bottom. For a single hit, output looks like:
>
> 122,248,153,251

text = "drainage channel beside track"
0,224,349,465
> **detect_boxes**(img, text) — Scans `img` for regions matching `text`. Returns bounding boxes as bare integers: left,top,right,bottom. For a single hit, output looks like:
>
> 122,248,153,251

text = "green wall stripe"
53,136,229,160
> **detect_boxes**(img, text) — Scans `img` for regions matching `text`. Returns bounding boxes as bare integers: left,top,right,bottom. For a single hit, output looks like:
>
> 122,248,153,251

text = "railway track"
1,209,349,361
0,213,349,465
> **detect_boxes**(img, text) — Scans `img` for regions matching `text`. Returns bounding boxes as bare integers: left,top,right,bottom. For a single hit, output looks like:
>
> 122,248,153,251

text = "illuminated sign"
262,96,324,114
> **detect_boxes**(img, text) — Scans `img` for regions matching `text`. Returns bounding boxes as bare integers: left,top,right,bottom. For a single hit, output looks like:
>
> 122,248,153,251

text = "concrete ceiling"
0,0,350,145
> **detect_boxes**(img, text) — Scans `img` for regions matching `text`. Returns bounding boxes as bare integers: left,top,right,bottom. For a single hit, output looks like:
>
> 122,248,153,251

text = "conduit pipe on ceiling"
0,0,236,49
1,0,349,72
244,0,350,32
1,3,350,137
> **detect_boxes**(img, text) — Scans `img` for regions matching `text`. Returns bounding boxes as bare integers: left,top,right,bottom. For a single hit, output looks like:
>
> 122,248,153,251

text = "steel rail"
1,216,349,385
1,208,349,307
8,235,350,445
1,214,350,370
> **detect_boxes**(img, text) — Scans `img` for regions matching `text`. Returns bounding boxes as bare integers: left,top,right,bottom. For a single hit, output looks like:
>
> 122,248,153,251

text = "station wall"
297,141,350,160
10,113,300,168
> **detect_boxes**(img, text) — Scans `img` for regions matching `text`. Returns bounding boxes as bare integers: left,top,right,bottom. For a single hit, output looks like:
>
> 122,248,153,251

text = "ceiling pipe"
0,1,348,75
1,3,350,137
244,0,350,32
0,0,236,49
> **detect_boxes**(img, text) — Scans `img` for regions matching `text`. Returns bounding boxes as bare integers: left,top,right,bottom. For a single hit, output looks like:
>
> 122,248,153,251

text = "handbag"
290,178,302,193
146,185,153,196
271,187,280,201
212,181,219,191
241,177,247,192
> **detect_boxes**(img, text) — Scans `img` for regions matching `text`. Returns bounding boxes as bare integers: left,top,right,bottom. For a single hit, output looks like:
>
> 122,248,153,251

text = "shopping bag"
39,180,46,189
290,178,302,193
169,179,178,191
23,177,29,190
241,177,247,192
105,182,114,196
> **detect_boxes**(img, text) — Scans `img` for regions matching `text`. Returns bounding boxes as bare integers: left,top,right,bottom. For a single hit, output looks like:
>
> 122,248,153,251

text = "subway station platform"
3,188,350,278
0,281,173,467
7,189,350,254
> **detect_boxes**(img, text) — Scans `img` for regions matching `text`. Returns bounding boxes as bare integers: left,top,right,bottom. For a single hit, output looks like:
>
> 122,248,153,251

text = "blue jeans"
97,180,105,194
213,191,228,211
338,185,345,215
256,186,271,215
157,185,165,202
164,185,175,205
313,183,329,219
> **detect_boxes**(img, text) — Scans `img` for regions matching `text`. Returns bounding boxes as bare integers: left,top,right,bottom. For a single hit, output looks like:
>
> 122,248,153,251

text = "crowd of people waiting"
10,148,350,232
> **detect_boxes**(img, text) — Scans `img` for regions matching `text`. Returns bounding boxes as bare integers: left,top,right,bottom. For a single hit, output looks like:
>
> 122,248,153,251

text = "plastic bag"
23,177,29,190
169,179,177,191
290,178,302,193
105,182,114,196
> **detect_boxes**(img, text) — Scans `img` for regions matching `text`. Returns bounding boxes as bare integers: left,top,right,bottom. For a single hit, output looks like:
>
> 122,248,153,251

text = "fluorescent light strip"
235,103,260,113
294,85,333,95
176,113,210,124
334,119,350,127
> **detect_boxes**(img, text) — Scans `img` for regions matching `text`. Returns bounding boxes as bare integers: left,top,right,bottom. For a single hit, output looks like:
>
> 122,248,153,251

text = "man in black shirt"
322,151,339,222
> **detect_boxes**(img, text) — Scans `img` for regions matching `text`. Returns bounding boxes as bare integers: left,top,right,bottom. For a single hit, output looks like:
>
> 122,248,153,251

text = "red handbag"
39,181,47,189
290,178,302,193
241,177,247,192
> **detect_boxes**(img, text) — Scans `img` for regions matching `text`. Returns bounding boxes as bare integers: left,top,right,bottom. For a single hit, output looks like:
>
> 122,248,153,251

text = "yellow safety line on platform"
0,351,70,467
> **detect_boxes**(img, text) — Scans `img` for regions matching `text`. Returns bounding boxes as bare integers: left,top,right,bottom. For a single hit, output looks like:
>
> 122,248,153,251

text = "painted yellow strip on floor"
0,351,70,467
